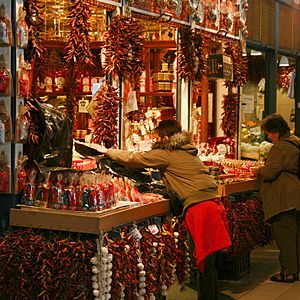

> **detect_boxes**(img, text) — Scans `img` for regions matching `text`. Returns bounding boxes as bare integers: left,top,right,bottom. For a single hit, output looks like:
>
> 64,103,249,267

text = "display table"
218,179,259,197
10,200,170,234
9,180,261,234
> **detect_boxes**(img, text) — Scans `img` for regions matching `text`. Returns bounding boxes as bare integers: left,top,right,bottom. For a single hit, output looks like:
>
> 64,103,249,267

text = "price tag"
140,125,147,136
148,224,159,235
78,99,89,113
130,228,142,241
148,120,154,130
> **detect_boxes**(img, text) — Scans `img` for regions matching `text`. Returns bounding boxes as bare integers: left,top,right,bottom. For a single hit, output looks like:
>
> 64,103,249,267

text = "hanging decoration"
102,15,144,88
0,228,96,299
91,81,121,148
177,27,207,82
221,92,239,138
277,66,294,91
224,41,248,88
64,0,94,125
23,0,46,96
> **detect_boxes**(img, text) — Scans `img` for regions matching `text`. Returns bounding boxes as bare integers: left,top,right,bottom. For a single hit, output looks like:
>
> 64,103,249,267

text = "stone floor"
167,243,300,300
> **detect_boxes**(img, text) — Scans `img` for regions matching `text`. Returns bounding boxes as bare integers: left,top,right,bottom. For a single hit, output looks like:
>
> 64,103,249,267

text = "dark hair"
154,119,182,138
261,113,290,138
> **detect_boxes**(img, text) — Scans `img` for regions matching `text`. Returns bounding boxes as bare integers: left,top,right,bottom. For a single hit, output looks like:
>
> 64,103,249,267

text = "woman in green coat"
257,113,300,283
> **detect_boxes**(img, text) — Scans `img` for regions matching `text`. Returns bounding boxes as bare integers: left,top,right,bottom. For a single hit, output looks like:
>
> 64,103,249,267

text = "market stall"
0,0,276,298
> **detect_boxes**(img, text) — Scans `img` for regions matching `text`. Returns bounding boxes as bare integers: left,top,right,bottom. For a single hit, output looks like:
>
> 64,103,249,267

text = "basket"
216,251,250,280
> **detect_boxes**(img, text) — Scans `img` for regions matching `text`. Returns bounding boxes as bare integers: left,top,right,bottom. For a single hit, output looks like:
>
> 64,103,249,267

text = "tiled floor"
168,243,300,300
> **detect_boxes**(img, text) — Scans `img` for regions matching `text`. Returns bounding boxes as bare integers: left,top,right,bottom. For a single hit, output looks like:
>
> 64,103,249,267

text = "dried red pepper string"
23,0,46,96
102,15,145,88
277,66,294,90
0,228,96,299
224,41,248,89
222,196,273,256
177,28,207,82
1,219,193,299
221,92,240,138
172,217,191,285
91,81,121,148
64,0,94,127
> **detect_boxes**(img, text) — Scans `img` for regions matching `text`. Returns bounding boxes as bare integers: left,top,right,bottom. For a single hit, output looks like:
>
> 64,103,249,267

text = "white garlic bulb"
90,256,98,265
92,282,99,289
139,288,146,295
107,253,113,262
101,247,109,256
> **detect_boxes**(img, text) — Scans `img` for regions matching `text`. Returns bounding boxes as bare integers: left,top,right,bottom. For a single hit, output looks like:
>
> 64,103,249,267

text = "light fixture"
250,50,262,56
279,56,289,67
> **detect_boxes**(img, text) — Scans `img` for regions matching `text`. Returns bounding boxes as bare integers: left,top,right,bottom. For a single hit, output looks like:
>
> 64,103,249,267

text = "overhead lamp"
250,50,262,56
279,56,289,67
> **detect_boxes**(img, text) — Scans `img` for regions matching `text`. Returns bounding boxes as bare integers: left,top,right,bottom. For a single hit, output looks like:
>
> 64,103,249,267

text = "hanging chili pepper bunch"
102,15,144,88
0,228,96,299
221,92,240,138
103,217,190,299
23,0,46,96
64,0,94,69
223,196,273,256
64,0,94,126
91,81,121,148
193,30,207,81
177,27,207,81
224,41,248,88
172,216,191,285
277,66,294,90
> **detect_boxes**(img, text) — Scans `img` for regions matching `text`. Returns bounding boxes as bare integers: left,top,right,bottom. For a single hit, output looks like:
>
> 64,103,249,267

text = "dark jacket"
258,135,300,219
106,132,220,212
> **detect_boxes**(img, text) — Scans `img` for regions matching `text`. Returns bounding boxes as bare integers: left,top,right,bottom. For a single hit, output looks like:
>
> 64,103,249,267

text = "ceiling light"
250,50,262,56
279,56,289,67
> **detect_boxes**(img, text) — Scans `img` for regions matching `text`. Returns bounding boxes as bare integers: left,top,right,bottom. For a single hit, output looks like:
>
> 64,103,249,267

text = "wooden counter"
10,200,170,234
10,180,259,234
218,179,259,197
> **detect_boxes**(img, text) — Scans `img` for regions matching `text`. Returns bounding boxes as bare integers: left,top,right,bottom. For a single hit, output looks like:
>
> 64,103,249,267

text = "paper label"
148,224,159,235
130,228,142,241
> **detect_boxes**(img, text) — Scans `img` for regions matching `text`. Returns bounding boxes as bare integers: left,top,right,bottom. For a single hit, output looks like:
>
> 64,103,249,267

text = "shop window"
240,48,269,161
276,56,296,134
122,18,178,151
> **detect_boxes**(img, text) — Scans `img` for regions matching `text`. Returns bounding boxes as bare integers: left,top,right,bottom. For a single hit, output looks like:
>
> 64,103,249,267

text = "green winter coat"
106,132,220,212
258,135,300,220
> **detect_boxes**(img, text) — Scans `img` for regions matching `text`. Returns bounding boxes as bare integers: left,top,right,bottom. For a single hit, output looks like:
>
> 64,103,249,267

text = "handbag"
166,190,184,216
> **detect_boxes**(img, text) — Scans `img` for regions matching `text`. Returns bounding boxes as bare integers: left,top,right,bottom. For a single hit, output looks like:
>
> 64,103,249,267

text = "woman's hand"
89,143,108,154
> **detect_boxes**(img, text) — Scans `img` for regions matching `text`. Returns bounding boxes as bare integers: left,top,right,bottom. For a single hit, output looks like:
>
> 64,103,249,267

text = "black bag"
25,100,73,168
167,190,184,216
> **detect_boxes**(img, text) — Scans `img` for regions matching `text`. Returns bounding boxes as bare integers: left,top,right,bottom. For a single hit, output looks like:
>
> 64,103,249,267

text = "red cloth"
185,198,231,272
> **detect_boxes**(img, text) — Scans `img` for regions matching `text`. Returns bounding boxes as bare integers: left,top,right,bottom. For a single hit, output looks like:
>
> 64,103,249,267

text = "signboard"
207,53,233,80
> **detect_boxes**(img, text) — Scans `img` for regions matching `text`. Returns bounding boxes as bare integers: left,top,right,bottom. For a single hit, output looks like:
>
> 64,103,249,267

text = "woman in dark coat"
257,113,300,283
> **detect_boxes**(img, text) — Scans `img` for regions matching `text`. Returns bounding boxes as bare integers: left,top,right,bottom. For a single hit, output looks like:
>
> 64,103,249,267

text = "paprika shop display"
0,217,190,299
